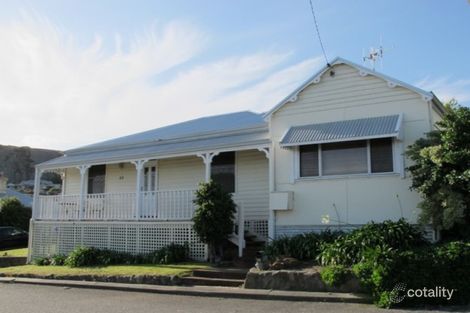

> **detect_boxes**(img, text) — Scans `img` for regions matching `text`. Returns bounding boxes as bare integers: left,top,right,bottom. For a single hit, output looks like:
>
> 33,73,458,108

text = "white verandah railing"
37,189,197,221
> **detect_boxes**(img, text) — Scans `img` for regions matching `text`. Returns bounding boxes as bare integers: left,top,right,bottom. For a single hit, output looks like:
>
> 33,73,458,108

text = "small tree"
406,100,470,239
0,197,32,231
192,181,236,263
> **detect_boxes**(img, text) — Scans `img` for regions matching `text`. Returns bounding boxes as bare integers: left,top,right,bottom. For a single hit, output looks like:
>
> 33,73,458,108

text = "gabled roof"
280,114,402,147
263,57,444,118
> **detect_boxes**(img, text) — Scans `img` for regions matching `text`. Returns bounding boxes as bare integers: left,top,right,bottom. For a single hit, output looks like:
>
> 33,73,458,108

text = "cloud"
416,76,470,104
0,13,321,150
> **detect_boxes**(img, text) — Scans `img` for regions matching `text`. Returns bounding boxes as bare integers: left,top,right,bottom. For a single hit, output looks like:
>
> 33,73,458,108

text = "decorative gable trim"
263,57,443,119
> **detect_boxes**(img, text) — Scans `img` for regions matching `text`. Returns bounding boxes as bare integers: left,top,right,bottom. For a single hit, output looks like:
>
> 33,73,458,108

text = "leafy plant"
64,246,103,267
319,219,426,266
141,243,188,264
192,181,236,263
353,241,470,307
264,230,341,261
406,101,470,239
33,256,52,266
0,197,31,231
320,265,351,287
61,244,189,267
51,254,67,266
33,254,68,266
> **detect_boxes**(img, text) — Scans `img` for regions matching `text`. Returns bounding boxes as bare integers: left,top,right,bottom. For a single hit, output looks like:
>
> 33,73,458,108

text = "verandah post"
32,167,43,220
132,159,148,220
77,164,91,220
197,152,219,182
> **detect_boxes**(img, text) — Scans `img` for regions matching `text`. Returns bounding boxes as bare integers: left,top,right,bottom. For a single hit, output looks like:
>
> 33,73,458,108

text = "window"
300,145,319,177
88,165,106,194
299,139,394,177
370,138,394,173
322,141,368,175
211,152,235,193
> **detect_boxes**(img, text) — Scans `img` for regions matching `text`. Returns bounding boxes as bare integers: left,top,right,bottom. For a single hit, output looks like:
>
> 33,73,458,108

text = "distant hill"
0,145,62,184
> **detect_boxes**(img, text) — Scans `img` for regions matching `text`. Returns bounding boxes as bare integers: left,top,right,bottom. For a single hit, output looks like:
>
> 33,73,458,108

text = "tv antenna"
362,37,393,70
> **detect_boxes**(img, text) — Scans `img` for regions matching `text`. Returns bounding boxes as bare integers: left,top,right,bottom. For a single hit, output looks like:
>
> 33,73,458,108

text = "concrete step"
181,276,244,287
192,268,248,280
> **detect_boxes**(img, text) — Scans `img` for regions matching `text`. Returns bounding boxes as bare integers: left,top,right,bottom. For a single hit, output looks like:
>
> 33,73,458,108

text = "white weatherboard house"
28,57,444,262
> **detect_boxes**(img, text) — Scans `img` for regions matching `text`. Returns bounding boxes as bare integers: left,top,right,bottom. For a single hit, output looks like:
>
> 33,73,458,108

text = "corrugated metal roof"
280,115,401,147
39,128,269,169
38,111,269,169
71,111,267,153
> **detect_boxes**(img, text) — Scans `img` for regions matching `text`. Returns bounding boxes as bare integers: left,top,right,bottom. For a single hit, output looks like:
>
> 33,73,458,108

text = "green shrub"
64,247,102,267
141,243,188,264
320,265,351,287
50,254,67,266
0,197,31,231
353,241,470,307
264,230,341,261
192,181,236,263
63,244,189,267
33,257,52,266
319,219,426,266
33,254,68,266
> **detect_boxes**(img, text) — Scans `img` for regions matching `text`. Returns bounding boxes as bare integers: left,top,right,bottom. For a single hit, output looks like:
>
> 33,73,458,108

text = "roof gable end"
264,57,442,119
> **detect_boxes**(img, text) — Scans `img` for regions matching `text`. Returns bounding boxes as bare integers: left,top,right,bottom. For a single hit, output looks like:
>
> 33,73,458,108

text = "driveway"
0,283,467,313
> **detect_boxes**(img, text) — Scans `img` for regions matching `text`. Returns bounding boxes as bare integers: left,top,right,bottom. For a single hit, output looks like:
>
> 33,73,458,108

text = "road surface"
0,283,466,313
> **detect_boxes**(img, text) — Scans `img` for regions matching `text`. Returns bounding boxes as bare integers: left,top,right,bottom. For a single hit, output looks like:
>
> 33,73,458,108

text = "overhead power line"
308,0,330,67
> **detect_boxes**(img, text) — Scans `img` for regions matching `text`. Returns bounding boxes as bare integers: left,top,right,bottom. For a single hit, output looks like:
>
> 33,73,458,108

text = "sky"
0,0,469,151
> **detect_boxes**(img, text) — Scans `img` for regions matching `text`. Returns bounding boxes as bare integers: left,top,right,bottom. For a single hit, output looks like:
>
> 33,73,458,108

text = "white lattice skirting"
245,219,268,241
29,221,208,262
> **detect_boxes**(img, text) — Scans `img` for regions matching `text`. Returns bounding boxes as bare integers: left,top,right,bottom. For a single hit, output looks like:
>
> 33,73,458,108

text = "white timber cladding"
235,150,269,220
105,163,137,193
59,151,269,220
270,63,440,228
158,156,205,190
63,168,81,195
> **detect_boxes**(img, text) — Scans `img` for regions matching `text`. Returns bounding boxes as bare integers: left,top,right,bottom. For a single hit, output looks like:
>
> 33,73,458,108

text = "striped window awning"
280,114,403,147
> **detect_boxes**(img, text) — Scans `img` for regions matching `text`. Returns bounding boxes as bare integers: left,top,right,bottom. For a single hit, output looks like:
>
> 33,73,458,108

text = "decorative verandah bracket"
257,147,270,159
197,152,219,182
131,159,149,220
77,164,91,220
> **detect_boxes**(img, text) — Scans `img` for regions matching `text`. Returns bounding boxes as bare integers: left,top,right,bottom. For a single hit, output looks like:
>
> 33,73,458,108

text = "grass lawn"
0,248,28,258
0,263,209,277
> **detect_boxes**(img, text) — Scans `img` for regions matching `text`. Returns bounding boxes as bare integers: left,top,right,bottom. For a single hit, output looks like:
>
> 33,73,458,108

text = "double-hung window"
299,138,394,178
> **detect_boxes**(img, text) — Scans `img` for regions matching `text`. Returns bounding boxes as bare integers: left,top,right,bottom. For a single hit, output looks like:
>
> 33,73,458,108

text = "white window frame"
294,138,402,181
143,160,158,192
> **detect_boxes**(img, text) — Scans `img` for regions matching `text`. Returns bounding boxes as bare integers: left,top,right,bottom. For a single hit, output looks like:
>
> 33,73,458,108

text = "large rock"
244,267,363,293
269,257,301,270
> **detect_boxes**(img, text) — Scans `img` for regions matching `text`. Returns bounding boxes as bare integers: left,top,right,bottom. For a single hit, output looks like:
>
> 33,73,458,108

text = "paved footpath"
0,283,466,313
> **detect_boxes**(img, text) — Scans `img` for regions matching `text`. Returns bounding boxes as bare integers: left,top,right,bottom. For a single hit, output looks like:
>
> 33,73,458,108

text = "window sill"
295,172,400,182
